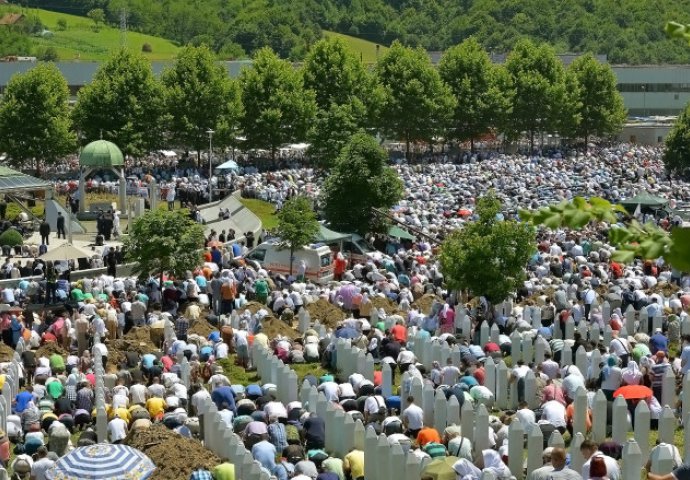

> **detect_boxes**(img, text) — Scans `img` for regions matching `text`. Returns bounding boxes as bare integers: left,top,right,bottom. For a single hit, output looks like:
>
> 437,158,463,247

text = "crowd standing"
0,143,688,480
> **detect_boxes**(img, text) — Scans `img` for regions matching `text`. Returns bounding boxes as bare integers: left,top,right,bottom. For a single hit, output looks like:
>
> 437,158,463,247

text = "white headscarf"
622,360,642,385
453,458,481,480
482,449,512,479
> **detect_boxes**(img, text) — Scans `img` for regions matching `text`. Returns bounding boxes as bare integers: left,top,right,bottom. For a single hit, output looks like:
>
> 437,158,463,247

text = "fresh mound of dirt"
305,298,345,329
261,316,300,339
108,329,159,368
241,301,272,315
648,282,680,297
189,318,217,337
412,293,440,315
35,342,69,359
126,424,221,480
0,342,15,362
369,296,399,314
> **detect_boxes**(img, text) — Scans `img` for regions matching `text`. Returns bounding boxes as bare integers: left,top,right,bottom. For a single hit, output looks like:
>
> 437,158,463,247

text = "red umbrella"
613,385,653,400
458,209,472,217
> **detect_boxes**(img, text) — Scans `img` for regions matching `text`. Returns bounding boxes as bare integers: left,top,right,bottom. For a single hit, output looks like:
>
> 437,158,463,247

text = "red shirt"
473,367,485,386
391,324,407,344
484,342,500,353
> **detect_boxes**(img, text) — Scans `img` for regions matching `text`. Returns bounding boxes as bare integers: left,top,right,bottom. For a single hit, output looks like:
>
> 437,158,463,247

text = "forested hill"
18,0,690,63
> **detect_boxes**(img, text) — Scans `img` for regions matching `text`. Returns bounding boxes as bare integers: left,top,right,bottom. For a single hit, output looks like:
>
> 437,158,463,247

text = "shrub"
0,229,23,247
56,19,67,31
142,43,152,53
38,47,59,61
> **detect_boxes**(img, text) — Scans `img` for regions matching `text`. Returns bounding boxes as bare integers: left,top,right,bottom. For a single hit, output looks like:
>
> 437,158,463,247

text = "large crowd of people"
0,143,688,479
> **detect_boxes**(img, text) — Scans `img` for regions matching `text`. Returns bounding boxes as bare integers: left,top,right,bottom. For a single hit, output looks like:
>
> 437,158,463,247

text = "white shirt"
402,403,424,430
108,417,128,442
318,382,340,402
363,395,386,415
441,365,461,386
130,384,147,405
541,400,567,428
516,408,536,430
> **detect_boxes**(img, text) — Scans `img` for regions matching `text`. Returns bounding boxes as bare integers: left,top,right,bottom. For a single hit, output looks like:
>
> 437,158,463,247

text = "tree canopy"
72,49,166,157
162,45,242,154
124,209,206,284
663,103,690,178
440,193,536,304
276,196,320,274
0,64,76,171
240,47,316,160
375,41,455,159
567,54,627,143
439,38,509,150
322,133,404,235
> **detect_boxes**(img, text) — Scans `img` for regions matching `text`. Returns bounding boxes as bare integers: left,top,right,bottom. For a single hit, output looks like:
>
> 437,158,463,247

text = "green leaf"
573,197,588,210
570,211,591,229
612,249,636,264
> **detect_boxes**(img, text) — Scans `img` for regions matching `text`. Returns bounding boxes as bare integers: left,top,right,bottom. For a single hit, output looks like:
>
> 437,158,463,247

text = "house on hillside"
0,13,25,26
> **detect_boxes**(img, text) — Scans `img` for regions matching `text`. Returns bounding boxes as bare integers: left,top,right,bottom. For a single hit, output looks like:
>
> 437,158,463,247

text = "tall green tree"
438,38,509,151
162,45,243,158
240,47,316,160
276,196,320,275
568,54,627,144
124,209,206,286
375,41,455,159
322,133,404,235
0,64,76,172
72,49,166,157
302,37,376,168
504,39,574,150
663,103,690,177
302,37,371,111
440,193,535,304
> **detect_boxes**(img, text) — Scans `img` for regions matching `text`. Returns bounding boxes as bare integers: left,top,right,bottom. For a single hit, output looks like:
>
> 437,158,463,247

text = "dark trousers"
41,234,49,245
57,227,66,239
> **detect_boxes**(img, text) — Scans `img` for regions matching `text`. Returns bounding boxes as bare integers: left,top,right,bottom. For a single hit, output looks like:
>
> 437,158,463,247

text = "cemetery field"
219,355,329,384
322,31,389,63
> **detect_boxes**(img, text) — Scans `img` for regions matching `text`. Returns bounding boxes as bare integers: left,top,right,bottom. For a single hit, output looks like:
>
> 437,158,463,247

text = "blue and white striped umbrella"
46,444,156,480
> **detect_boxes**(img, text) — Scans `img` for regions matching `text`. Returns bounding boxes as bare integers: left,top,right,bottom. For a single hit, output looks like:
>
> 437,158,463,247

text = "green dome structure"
79,140,124,168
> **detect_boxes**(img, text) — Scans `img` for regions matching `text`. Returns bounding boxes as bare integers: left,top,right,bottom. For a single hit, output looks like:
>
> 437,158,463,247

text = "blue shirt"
141,354,156,369
459,375,479,388
195,276,208,288
211,249,222,264
211,386,237,414
231,244,241,257
649,333,669,355
252,440,277,471
14,390,33,413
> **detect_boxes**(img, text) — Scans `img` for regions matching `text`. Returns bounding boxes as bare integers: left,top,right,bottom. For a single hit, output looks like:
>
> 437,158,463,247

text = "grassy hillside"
323,30,388,63
0,6,179,61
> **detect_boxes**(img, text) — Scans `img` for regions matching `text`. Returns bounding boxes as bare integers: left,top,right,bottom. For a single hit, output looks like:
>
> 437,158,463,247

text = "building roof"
0,13,24,25
0,166,51,192
79,140,124,168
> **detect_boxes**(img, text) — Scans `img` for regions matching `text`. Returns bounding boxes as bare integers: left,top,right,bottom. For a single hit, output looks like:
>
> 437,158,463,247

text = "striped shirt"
423,442,447,459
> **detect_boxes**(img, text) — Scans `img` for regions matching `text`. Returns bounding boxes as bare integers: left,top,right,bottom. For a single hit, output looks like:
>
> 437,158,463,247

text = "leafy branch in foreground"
519,197,690,271
666,22,690,44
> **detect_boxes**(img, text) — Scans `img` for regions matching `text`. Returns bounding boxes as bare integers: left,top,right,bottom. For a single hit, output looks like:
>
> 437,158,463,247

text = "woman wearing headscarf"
600,356,622,401
439,303,455,334
452,458,481,480
478,449,512,479
621,360,643,386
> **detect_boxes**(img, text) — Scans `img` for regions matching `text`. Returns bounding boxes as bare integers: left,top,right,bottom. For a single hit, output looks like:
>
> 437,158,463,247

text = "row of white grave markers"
251,335,665,480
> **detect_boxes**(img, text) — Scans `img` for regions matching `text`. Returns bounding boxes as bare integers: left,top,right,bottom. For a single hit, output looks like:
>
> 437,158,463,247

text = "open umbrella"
207,240,224,248
613,385,653,400
46,444,156,480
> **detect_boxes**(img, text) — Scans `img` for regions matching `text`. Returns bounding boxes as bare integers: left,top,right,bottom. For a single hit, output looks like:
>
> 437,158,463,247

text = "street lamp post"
641,85,646,117
207,129,214,203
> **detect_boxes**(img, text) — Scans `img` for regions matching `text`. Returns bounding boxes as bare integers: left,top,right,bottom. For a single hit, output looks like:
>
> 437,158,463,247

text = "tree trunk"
470,137,475,153
289,246,294,276
159,270,164,293
406,138,411,163
529,131,534,152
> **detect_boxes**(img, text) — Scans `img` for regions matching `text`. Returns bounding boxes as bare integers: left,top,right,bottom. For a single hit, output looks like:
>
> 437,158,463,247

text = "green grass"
240,198,278,230
323,30,388,63
1,6,180,61
218,356,329,385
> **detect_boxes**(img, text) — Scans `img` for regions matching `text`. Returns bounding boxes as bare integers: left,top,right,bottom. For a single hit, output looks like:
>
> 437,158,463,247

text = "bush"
0,229,23,247
38,47,59,61
56,19,67,31
142,43,152,53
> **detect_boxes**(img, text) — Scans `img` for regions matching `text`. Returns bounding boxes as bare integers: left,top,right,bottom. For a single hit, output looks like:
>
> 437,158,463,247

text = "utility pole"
120,8,128,47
